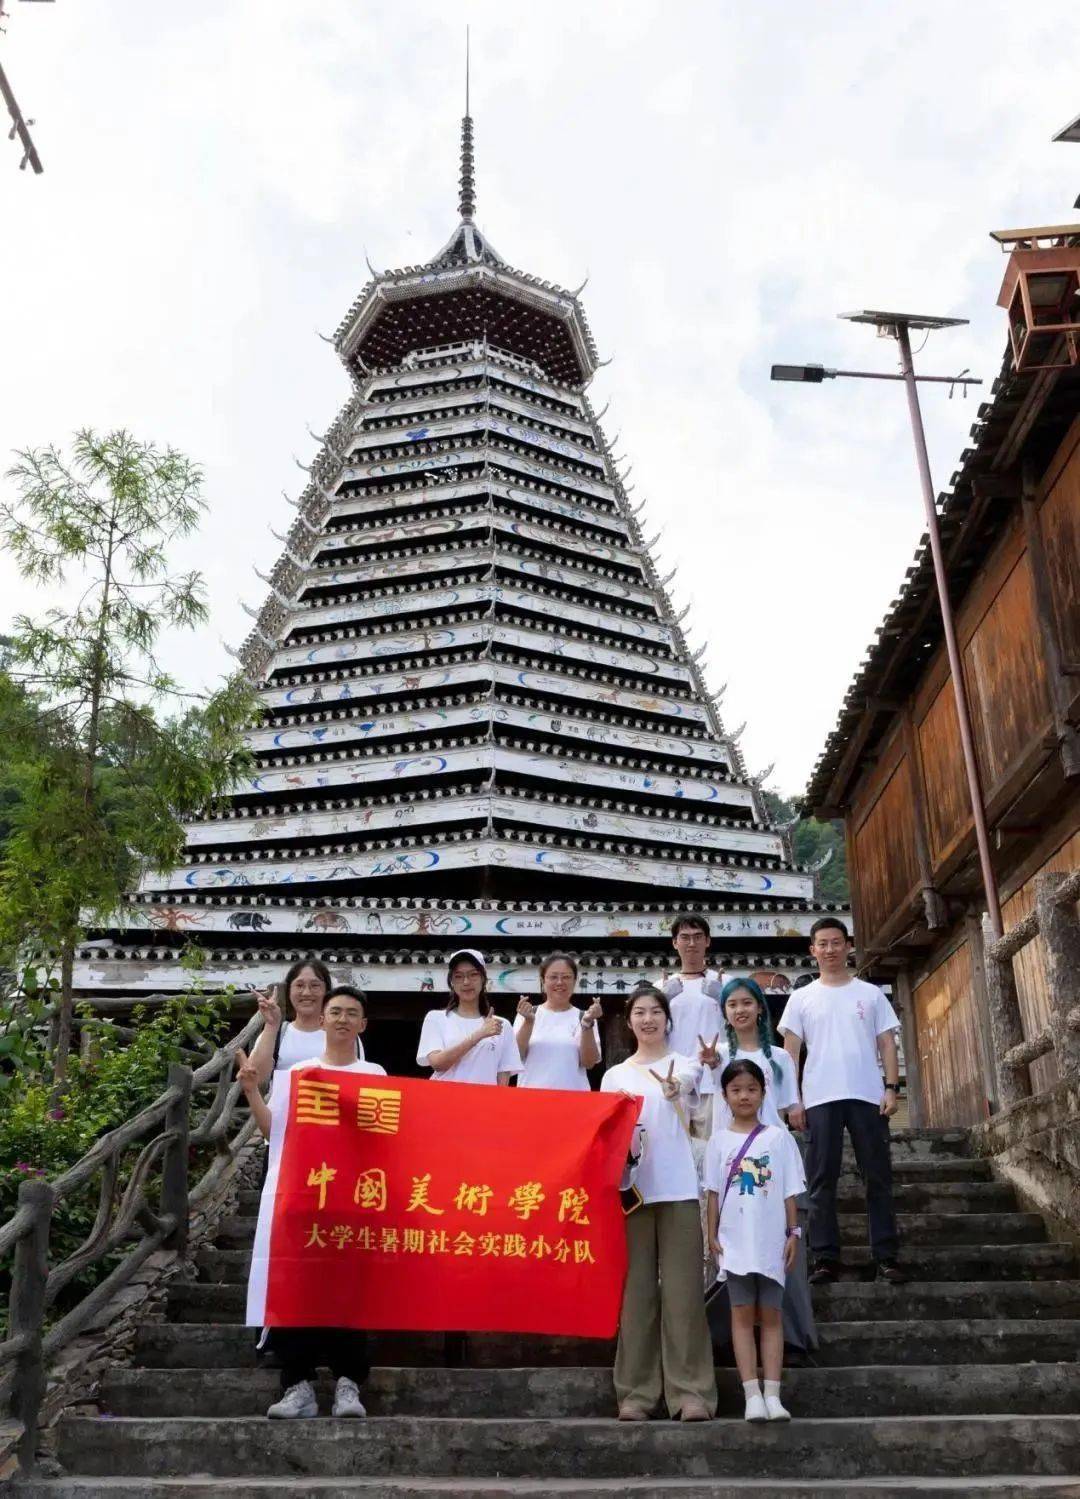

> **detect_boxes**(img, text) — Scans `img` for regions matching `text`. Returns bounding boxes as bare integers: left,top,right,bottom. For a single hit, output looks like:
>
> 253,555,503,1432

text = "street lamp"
772,311,1004,939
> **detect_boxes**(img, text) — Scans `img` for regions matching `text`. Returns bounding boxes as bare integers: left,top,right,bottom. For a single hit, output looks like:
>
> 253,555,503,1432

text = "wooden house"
805,225,1080,1128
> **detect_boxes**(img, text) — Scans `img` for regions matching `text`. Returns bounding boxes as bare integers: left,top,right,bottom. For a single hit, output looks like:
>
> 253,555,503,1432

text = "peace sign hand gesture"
252,988,282,1029
648,1058,681,1102
698,1032,722,1070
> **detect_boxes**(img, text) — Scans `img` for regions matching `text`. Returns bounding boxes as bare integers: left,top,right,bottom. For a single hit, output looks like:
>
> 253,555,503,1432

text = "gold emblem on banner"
356,1088,402,1135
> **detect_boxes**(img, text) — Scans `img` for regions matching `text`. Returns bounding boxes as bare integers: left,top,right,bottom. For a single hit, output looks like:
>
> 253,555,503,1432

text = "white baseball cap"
447,948,487,972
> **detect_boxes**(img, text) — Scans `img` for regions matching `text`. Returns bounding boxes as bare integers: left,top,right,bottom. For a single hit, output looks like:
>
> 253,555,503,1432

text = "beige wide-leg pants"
614,1199,718,1417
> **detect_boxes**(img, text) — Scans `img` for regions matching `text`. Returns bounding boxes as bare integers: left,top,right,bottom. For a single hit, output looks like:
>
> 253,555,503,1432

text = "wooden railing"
0,1011,263,1471
983,868,1080,1109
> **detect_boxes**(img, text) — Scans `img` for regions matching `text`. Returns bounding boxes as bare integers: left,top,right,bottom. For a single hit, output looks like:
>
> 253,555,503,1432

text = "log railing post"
1035,872,1080,1080
981,913,1032,1110
9,1179,55,1472
161,1063,193,1254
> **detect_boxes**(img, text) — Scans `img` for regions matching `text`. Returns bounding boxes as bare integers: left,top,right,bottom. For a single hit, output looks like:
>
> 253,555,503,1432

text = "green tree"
0,430,255,1093
764,791,850,906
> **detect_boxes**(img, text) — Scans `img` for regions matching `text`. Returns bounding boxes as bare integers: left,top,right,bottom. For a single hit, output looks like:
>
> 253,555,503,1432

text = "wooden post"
161,1063,193,1254
9,1179,55,1472
893,969,924,1127
1034,872,1080,1079
965,912,1002,1115
981,913,1032,1111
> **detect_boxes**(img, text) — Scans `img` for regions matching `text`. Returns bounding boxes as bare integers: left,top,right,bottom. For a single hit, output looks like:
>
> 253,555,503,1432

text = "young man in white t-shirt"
779,918,906,1286
663,914,724,1135
237,984,381,1420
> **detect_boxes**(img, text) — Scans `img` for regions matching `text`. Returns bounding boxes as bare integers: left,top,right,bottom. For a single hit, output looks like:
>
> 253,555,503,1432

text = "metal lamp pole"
772,311,1004,938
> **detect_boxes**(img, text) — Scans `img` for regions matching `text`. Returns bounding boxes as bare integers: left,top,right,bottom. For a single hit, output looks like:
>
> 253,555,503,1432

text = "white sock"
763,1380,781,1398
743,1379,762,1401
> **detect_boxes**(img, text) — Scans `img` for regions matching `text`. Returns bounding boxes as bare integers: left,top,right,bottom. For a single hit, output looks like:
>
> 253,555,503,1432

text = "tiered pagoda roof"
75,110,844,1014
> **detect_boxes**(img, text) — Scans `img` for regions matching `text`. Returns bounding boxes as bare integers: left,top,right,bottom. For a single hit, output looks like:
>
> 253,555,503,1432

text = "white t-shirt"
600,1053,701,1204
666,972,724,1076
779,977,899,1109
416,1009,522,1084
709,1045,800,1133
513,1004,600,1091
704,1123,806,1286
266,1023,365,1108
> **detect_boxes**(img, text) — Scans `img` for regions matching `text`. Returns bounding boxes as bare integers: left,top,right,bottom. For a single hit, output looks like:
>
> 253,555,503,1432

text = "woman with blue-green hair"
698,977,800,1136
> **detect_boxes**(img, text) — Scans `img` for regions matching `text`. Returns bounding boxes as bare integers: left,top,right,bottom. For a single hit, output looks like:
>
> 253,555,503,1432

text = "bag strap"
272,1021,286,1068
718,1123,767,1217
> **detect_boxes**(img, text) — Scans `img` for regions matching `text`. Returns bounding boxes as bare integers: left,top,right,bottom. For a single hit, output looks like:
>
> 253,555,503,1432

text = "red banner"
246,1071,640,1337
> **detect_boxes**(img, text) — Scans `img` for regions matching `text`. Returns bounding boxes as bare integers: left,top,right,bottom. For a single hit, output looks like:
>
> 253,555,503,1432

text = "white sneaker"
764,1393,791,1421
267,1380,318,1419
744,1391,769,1422
332,1377,367,1418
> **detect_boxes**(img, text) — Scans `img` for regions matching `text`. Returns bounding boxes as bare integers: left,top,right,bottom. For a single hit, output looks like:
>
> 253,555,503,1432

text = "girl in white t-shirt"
416,949,521,1085
514,951,603,1089
600,982,716,1423
700,977,800,1132
704,1059,806,1424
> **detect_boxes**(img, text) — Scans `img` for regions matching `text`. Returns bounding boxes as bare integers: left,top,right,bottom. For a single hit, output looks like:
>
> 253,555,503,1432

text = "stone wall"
972,1076,1080,1245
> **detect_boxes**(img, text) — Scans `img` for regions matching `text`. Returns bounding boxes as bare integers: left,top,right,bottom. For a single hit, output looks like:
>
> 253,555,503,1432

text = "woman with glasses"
416,949,520,1085
247,959,364,1101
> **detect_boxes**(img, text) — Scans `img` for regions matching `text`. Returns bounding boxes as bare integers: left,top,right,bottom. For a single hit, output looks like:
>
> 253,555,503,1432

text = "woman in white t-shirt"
600,982,716,1424
416,949,521,1085
247,960,365,1104
513,952,602,1089
704,1058,806,1424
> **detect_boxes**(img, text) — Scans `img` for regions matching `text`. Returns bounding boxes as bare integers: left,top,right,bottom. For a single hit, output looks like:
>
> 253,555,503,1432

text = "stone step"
98,1361,1080,1420
16,1478,1080,1498
193,1240,1079,1287
213,1210,1046,1251
135,1319,1080,1369
814,1280,1080,1322
167,1278,1080,1327
811,1319,1080,1366
836,1182,1015,1214
53,1413,1080,1481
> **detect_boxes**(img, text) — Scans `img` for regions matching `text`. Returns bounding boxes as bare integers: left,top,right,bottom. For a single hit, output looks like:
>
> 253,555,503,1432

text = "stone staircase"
15,1128,1080,1496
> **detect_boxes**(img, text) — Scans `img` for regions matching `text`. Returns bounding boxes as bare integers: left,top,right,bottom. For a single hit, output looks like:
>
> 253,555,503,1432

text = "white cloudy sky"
2,0,1079,796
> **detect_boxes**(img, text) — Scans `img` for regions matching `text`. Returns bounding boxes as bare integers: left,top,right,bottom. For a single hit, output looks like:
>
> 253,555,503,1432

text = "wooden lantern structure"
991,224,1080,372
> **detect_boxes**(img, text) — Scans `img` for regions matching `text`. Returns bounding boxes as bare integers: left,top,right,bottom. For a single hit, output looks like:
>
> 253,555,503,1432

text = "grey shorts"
725,1271,783,1310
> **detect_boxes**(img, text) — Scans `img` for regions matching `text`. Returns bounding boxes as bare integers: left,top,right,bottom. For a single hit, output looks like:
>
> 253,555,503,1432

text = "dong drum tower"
75,111,845,1067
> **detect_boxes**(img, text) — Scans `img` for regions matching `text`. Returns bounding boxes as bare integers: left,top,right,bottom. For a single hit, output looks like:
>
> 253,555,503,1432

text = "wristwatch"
884,1082,900,1092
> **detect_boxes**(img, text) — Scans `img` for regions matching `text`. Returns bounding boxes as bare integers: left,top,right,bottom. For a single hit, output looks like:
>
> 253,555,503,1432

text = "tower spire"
458,28,476,222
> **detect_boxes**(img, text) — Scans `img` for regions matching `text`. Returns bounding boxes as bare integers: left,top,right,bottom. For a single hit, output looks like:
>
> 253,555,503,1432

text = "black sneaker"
876,1259,908,1284
808,1259,841,1284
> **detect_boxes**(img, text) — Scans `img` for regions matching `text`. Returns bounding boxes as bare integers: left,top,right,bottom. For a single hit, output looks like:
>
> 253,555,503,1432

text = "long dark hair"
721,977,782,1087
446,954,491,1016
281,959,333,1017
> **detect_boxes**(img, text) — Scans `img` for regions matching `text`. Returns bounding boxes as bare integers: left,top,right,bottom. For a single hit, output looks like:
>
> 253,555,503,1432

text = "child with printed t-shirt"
705,1059,805,1422
779,916,905,1285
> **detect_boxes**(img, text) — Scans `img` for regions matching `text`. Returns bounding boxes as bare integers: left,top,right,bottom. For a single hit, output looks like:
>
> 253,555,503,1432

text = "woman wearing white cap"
416,949,522,1085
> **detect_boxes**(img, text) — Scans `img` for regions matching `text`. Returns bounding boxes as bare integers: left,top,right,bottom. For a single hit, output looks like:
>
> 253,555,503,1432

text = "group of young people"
235,913,905,1425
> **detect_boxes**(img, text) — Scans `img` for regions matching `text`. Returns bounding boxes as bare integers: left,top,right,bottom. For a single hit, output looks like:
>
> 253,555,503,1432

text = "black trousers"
805,1100,899,1263
271,1327,370,1391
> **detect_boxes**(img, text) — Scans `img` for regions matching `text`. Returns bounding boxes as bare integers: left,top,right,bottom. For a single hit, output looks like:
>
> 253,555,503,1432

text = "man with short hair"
663,914,724,1139
238,984,383,1418
779,918,905,1285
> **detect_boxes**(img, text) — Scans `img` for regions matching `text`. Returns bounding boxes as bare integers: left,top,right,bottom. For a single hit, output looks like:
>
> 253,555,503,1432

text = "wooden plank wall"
1000,827,1080,1097
912,942,987,1127
850,752,921,940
